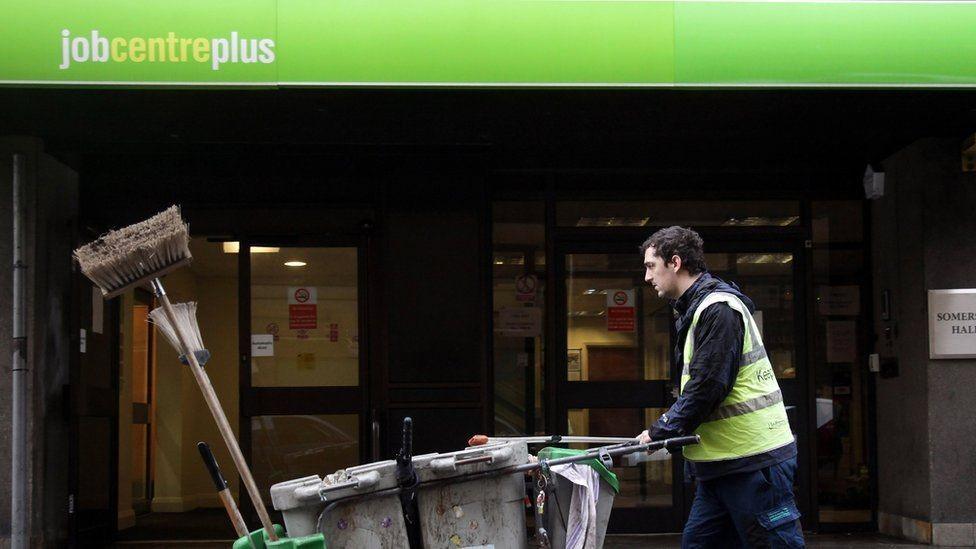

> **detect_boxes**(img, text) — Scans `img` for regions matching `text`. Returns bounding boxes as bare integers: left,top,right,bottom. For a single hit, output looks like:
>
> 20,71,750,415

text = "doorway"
553,234,810,533
240,239,371,521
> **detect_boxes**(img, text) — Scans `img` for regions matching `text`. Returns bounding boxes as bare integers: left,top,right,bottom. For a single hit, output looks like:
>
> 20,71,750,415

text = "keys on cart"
535,468,548,515
532,468,551,548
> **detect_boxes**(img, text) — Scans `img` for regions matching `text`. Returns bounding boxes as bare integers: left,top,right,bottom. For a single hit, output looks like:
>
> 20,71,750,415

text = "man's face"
644,246,680,299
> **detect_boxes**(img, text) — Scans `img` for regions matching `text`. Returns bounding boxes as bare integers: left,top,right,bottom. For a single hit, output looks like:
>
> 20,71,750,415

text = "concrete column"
874,138,976,546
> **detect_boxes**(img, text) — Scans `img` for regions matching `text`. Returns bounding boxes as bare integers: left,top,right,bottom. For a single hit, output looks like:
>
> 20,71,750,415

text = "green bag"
537,447,620,493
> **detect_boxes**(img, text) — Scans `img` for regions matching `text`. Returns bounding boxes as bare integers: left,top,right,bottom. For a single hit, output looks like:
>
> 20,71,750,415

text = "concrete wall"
874,138,976,546
0,138,78,547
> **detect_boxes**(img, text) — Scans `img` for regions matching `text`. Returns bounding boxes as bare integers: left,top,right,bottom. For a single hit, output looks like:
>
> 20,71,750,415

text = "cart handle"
430,445,514,474
295,470,382,503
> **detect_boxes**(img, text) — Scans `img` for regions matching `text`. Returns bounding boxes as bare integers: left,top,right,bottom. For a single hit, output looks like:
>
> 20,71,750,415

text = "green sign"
2,0,976,88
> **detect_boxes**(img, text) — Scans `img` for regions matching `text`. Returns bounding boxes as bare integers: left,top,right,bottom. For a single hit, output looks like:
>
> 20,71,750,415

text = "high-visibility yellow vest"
679,292,794,462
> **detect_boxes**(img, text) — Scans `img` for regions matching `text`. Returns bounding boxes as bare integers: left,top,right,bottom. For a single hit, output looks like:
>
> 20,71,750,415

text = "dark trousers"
682,457,805,549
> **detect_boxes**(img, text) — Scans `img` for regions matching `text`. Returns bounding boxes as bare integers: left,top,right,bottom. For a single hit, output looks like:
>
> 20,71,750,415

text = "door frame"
549,228,811,533
68,274,120,546
237,234,372,520
131,288,156,515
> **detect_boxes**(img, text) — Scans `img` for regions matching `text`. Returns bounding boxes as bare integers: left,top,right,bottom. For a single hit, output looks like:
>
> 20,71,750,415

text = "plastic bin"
414,441,530,549
270,460,410,548
537,447,620,549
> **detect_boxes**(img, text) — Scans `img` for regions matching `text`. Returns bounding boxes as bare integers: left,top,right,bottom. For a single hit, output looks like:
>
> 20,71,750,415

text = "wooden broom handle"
218,488,252,540
155,289,279,541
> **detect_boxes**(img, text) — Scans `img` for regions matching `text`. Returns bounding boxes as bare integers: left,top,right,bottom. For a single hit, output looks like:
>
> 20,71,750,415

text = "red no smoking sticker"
515,274,538,302
607,289,635,332
613,291,628,305
288,287,317,330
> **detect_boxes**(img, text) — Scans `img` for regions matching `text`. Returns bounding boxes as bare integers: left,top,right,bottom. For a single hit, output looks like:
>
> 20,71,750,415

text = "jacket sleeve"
648,302,744,440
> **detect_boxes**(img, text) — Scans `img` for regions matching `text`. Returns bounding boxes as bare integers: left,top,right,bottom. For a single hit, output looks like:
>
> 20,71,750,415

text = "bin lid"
537,447,620,493
414,441,528,482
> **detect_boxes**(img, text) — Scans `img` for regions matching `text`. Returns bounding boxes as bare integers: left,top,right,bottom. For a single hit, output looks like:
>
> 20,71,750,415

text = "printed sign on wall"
288,286,317,330
606,289,636,332
928,289,976,359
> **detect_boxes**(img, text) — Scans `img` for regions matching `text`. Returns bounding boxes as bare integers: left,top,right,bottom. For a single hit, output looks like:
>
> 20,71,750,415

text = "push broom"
73,206,278,541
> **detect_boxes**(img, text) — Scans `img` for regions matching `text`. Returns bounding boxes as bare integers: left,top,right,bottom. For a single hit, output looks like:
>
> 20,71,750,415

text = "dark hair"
639,226,707,275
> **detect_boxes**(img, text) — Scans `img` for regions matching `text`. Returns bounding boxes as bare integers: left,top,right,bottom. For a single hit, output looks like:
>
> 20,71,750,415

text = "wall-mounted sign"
5,1,976,88
251,334,274,357
606,289,636,332
817,286,860,316
288,286,317,330
496,307,541,337
826,321,857,363
928,289,976,359
515,274,537,303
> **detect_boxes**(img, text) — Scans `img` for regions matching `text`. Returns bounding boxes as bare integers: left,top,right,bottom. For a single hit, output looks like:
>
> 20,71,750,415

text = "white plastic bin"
270,460,410,548
414,441,530,549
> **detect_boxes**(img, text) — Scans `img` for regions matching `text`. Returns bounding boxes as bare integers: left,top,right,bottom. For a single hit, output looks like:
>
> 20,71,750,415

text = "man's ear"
670,255,682,273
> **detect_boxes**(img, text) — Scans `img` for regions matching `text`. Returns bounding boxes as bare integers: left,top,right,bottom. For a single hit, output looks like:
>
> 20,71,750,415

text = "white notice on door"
496,307,542,337
251,334,274,357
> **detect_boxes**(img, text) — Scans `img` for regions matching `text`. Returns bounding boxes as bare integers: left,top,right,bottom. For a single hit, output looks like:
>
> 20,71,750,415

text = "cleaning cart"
262,427,698,549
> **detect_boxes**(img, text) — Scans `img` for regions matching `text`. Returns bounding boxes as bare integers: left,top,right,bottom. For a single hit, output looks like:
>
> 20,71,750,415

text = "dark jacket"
648,272,796,481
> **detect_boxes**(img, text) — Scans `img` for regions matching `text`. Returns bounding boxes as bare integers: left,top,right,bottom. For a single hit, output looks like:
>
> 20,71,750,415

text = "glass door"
555,237,809,533
702,241,811,523
241,240,369,515
555,242,680,533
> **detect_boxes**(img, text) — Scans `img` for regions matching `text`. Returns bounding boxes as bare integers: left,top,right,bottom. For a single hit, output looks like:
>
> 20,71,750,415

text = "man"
634,226,804,548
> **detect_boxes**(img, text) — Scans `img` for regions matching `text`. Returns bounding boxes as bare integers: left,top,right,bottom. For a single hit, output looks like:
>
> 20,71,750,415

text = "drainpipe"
11,152,28,549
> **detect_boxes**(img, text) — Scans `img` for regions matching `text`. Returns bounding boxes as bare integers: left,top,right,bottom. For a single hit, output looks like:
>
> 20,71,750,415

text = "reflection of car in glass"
252,415,359,488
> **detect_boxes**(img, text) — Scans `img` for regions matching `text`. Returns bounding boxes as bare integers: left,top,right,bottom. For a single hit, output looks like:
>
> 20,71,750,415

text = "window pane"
812,250,871,523
566,254,670,381
557,201,800,227
707,252,796,379
493,201,546,436
568,408,671,509
251,414,359,507
250,247,359,387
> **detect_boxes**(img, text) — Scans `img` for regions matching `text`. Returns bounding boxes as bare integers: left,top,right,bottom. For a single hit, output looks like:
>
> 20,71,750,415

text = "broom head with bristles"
73,205,192,298
149,301,209,365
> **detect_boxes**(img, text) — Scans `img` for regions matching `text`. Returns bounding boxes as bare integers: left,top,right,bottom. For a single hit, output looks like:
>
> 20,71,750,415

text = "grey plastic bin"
270,460,411,548
544,469,616,549
414,441,530,549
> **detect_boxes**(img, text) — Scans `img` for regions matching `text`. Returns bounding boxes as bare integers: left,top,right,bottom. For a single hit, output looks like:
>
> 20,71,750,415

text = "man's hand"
635,430,651,444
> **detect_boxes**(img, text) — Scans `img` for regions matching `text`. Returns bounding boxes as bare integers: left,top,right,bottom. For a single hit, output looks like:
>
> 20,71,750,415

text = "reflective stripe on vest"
679,292,794,462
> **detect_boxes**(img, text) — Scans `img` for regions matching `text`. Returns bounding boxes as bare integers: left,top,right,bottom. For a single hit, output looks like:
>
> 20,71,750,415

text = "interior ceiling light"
284,261,307,267
721,216,800,227
222,242,280,254
576,217,649,227
737,253,794,264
